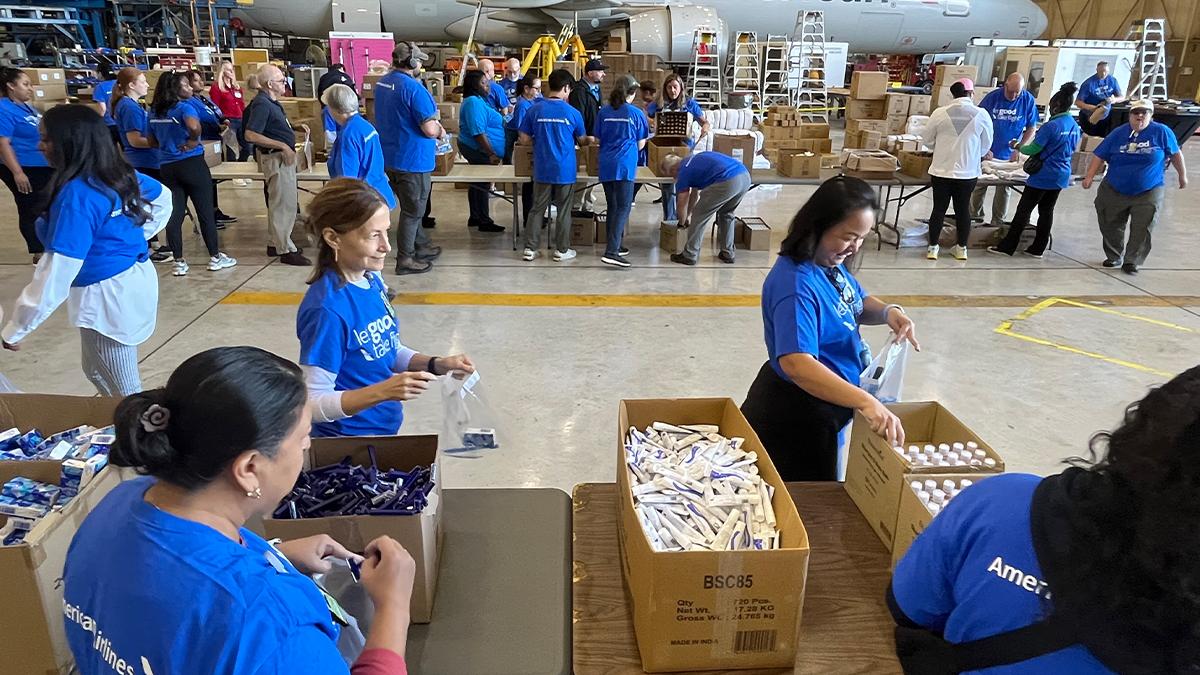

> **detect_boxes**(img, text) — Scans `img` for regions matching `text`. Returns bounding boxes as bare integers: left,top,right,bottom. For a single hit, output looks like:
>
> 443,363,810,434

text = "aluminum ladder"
761,34,792,108
790,10,829,123
1128,18,1168,101
688,26,723,109
725,31,763,114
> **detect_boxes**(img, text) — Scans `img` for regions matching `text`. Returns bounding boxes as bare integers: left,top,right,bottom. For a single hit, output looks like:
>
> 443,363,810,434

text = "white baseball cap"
1129,99,1154,113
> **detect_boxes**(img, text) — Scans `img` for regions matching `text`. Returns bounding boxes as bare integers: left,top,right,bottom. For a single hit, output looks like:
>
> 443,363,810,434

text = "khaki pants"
969,184,1012,226
257,151,298,253
1094,180,1163,266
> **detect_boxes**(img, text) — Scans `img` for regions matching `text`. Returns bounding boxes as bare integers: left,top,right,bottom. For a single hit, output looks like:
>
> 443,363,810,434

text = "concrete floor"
1,142,1197,493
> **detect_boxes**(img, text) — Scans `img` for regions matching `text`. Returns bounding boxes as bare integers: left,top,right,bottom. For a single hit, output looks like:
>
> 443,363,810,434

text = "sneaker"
1022,249,1045,259
619,246,630,255
215,211,238,224
1101,259,1121,268
951,245,968,261
478,223,506,233
986,246,1012,257
415,246,442,261
395,256,432,275
670,253,697,266
422,217,437,229
207,253,238,271
552,248,577,262
718,250,735,264
521,248,539,261
267,245,304,258
1121,263,1139,275
278,251,311,266
926,245,939,261
600,253,631,268
172,260,189,276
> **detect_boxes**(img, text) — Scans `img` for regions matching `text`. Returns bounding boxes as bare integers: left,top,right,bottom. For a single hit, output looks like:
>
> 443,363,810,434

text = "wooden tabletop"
572,483,901,675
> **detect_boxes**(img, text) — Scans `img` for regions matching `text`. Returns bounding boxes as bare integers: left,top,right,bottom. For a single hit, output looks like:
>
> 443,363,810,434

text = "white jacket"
921,97,994,179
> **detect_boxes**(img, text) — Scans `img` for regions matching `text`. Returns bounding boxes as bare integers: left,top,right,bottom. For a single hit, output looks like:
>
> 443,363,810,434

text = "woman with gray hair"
322,83,396,209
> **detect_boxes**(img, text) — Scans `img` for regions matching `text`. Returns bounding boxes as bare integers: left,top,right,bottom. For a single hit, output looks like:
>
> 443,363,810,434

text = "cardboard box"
262,435,442,624
738,217,771,251
886,114,909,135
585,144,600,176
844,129,882,151
909,95,931,116
513,143,533,177
361,74,386,100
27,68,65,85
849,71,888,100
606,35,628,52
32,84,68,102
846,118,891,135
571,214,596,247
843,149,898,178
574,146,588,176
820,152,840,169
885,93,911,117
844,402,1004,551
654,110,693,138
422,73,444,102
1080,134,1104,152
436,101,458,121
846,98,887,120
201,139,223,168
886,135,921,155
617,398,810,672
899,150,934,178
594,212,608,244
778,149,820,178
933,64,978,88
432,150,456,176
279,97,322,121
712,134,756,172
1072,151,1102,176
658,221,686,253
632,53,658,71
798,123,830,139
648,137,689,176
932,86,956,110
891,473,1000,566
796,138,833,153
972,86,997,105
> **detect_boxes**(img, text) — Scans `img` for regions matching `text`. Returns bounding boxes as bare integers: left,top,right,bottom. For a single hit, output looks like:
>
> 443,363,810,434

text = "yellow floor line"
220,290,1200,309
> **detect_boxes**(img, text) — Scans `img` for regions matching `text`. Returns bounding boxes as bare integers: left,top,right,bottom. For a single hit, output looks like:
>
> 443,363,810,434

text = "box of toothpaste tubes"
0,393,121,674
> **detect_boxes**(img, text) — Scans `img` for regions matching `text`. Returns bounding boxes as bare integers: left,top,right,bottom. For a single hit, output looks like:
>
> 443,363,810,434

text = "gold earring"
246,487,262,499
333,247,339,263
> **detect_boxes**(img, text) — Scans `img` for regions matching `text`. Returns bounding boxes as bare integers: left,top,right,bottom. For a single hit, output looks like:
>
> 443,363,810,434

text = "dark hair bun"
1058,81,1078,98
111,389,178,477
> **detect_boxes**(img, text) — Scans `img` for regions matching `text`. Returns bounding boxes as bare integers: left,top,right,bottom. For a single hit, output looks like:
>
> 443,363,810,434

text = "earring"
246,486,262,499
333,247,339,263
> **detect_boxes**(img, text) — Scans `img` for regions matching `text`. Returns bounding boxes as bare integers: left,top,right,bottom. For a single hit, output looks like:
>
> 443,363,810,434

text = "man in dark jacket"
316,64,357,100
567,58,607,214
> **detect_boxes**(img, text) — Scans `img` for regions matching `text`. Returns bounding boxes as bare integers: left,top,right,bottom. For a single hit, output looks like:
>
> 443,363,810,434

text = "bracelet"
883,304,905,318
427,356,439,375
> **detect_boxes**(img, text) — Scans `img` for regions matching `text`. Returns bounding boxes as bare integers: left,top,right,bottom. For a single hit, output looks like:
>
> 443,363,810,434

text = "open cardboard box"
617,398,810,672
891,472,1001,566
262,435,442,623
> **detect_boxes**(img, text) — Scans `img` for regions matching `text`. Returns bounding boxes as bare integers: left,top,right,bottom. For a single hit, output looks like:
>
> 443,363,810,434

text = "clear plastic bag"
0,373,19,394
859,332,911,404
440,370,504,457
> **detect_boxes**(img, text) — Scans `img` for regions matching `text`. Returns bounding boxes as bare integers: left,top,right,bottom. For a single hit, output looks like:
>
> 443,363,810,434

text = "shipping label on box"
27,68,65,84
885,93,911,117
847,98,888,120
849,71,888,100
713,134,756,172
844,401,1004,551
617,398,810,672
32,85,68,102
891,472,1000,566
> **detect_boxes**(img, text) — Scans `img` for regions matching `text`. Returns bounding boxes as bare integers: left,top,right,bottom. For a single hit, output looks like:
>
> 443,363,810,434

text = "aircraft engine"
626,6,727,63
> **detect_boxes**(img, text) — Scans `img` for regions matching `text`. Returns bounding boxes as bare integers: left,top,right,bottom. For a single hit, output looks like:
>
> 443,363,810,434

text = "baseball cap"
614,74,640,91
584,58,609,73
392,42,431,66
1129,98,1154,113
953,77,974,91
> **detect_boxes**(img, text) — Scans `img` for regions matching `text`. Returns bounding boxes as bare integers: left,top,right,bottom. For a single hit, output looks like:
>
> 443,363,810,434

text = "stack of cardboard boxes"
931,65,978,110
760,106,832,168
27,68,68,107
844,71,888,150
597,53,670,101
1074,134,1105,175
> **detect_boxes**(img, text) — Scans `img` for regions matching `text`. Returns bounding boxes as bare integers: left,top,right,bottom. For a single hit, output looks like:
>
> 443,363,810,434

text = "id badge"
1127,142,1139,154
317,582,352,627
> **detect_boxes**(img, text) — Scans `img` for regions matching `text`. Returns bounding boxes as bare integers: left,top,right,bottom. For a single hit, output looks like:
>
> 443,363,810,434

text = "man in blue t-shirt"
971,73,1039,227
499,58,522,106
661,151,751,265
517,68,592,262
479,59,511,115
1075,61,1124,136
375,41,446,275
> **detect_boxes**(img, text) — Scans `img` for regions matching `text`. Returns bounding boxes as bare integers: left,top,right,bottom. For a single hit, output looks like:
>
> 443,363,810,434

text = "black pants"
928,176,977,247
0,165,53,254
459,144,496,227
994,186,1060,256
741,362,853,481
161,154,219,259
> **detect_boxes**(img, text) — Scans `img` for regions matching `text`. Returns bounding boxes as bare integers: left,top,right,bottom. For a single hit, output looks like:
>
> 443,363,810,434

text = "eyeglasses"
1130,110,1150,116
270,78,286,85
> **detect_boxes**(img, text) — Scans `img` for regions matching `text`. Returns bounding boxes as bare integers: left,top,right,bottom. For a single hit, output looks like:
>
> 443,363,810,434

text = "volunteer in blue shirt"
183,69,238,226
1,105,172,396
1075,60,1124,137
0,67,54,260
499,57,522,106
458,69,507,233
322,84,396,212
148,71,235,277
741,177,918,481
647,73,710,222
92,63,120,145
376,42,445,275
890,364,1200,672
111,67,160,178
64,345,416,675
518,68,593,262
1083,98,1187,275
479,58,510,115
989,83,1081,259
504,73,539,226
298,179,475,437
660,151,750,265
971,73,1039,228
596,74,649,269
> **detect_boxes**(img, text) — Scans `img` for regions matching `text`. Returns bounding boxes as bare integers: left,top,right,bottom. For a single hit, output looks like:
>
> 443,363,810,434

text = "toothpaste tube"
2,477,61,505
76,433,116,459
0,496,50,520
60,454,109,492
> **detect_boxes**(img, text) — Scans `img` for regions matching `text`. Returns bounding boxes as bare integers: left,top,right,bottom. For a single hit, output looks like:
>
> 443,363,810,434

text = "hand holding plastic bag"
860,332,911,404
441,370,505,457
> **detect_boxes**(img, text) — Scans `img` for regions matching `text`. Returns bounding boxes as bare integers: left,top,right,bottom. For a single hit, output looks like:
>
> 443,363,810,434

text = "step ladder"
790,10,829,123
725,31,762,114
761,34,792,108
689,26,723,109
1128,18,1168,101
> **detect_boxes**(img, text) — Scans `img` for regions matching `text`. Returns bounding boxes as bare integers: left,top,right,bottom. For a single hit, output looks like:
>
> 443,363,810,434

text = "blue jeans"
661,180,677,221
601,180,634,257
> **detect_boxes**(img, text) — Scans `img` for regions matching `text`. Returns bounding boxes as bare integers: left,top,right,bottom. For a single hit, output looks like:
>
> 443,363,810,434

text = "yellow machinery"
521,23,594,78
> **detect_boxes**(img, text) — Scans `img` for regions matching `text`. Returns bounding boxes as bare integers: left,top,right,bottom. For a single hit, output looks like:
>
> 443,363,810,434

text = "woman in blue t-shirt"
988,83,1081,259
458,69,507,233
148,71,235,277
891,365,1200,672
0,67,54,260
647,74,710,222
64,346,415,675
183,69,238,226
322,84,397,211
112,67,170,262
1082,98,1188,274
596,74,649,268
741,177,919,481
297,179,476,437
0,105,171,395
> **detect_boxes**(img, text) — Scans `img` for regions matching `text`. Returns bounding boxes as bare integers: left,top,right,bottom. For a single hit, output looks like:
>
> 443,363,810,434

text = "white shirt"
2,185,171,346
922,97,994,180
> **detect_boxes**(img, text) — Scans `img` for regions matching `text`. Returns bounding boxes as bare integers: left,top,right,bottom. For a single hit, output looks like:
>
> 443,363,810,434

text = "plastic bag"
859,332,910,404
440,370,504,457
0,373,19,394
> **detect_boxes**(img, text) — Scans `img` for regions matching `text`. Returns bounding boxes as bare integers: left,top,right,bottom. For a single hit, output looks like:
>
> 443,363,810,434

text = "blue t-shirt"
1024,112,1080,191
328,113,397,209
1094,121,1180,196
93,79,117,126
506,95,535,132
38,173,162,286
647,99,706,149
375,70,438,173
323,107,337,134
148,101,203,165
761,256,867,385
298,270,405,437
519,98,586,185
0,97,47,167
597,103,649,182
64,477,348,675
458,95,505,155
499,77,519,105
114,96,160,169
675,152,747,192
1078,74,1122,120
978,89,1038,160
892,474,1115,674
186,95,223,140
487,81,509,112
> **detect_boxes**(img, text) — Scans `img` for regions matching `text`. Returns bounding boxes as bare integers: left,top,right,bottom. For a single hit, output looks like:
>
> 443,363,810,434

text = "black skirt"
741,361,854,482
